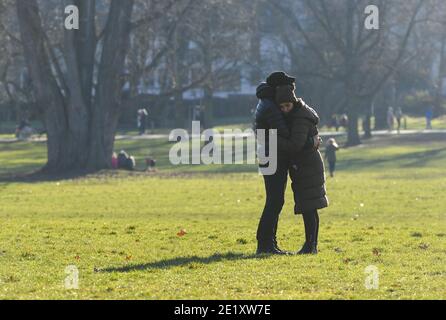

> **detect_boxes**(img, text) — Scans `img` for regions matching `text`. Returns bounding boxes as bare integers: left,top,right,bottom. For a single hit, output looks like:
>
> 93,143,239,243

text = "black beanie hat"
256,82,275,100
267,71,296,88
275,85,298,105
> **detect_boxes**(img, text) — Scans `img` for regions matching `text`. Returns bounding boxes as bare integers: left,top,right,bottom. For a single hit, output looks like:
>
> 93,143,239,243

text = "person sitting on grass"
325,138,340,178
145,157,156,172
117,150,136,171
111,152,119,170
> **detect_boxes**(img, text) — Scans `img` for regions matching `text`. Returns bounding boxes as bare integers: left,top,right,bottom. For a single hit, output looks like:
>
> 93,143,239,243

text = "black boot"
272,237,292,255
271,219,291,254
256,239,290,255
297,241,318,255
297,210,319,255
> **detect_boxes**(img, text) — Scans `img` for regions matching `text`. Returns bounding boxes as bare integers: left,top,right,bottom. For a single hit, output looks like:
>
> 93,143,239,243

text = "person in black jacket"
275,85,328,255
254,72,295,255
254,72,316,255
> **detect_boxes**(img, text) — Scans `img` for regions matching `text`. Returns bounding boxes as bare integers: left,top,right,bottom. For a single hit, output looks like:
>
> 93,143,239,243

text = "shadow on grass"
100,252,269,273
0,169,100,184
338,147,446,171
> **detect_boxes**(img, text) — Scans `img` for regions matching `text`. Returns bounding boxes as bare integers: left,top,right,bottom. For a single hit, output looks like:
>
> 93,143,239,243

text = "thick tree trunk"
88,0,134,170
17,0,72,172
16,0,134,173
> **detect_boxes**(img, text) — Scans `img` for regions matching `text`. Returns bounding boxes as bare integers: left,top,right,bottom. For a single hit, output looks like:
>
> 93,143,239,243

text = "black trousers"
256,161,289,243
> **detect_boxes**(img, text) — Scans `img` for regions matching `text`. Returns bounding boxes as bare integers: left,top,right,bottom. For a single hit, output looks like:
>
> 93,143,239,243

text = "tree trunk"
17,0,72,172
16,0,134,173
203,85,213,129
363,99,373,139
374,86,392,130
172,21,188,129
201,15,214,130
174,92,187,129
346,96,361,146
89,0,134,170
74,0,96,109
434,26,446,116
344,0,361,147
363,115,372,139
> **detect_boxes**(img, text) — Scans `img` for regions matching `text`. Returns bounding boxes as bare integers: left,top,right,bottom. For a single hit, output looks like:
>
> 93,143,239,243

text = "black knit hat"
266,71,296,88
256,82,275,100
275,85,298,105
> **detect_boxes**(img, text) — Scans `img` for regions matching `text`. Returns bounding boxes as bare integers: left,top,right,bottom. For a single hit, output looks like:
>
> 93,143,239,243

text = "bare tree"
273,0,426,145
430,0,446,115
185,0,253,128
15,0,134,173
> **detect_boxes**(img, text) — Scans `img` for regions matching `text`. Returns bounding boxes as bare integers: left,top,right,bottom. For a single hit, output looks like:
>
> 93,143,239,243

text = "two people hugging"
254,71,329,255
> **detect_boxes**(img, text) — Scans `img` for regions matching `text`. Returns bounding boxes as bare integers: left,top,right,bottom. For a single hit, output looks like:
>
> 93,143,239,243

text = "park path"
116,129,446,140
1,129,446,143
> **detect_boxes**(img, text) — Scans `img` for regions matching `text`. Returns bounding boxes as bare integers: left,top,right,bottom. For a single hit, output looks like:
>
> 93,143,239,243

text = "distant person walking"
426,106,433,130
16,118,33,140
137,108,148,135
339,114,349,130
395,107,403,134
193,105,201,122
330,114,340,132
387,107,395,132
325,138,339,178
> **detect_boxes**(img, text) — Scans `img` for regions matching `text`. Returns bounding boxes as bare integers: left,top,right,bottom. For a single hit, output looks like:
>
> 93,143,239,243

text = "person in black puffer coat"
275,85,329,255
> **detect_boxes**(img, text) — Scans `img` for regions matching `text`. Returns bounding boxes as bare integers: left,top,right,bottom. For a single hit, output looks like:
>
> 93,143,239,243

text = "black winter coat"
284,99,329,214
254,83,291,160
254,83,313,159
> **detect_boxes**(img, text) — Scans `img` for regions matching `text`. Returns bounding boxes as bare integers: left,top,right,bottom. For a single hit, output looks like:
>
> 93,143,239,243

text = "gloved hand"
304,134,323,150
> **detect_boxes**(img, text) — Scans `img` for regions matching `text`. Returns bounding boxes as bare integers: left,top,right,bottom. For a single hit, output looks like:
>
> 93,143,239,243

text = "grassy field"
0,132,445,299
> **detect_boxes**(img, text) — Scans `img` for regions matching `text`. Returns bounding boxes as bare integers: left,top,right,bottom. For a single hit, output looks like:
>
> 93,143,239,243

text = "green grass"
318,116,446,132
0,133,445,299
405,115,446,130
0,134,15,139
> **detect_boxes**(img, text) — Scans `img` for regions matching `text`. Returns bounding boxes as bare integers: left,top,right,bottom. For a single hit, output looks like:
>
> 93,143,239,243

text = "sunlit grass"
0,133,445,299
